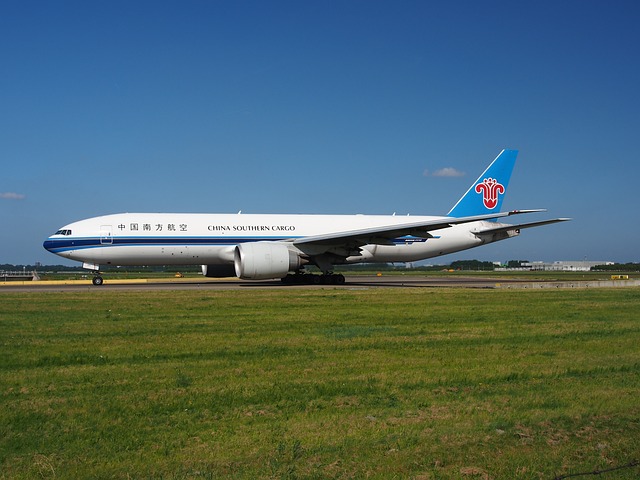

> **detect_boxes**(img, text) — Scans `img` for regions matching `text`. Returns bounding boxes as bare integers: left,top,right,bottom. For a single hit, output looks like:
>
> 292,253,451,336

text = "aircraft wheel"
335,274,346,284
92,276,104,286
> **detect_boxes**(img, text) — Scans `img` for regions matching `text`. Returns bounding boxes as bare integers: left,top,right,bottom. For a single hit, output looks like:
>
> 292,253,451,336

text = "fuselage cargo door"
100,225,113,245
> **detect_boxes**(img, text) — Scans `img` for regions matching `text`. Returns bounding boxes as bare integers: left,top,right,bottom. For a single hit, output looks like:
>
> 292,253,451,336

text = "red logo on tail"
475,178,504,209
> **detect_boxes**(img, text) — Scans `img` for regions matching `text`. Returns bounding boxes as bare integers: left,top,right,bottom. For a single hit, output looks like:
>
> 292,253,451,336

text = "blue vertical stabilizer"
447,149,518,218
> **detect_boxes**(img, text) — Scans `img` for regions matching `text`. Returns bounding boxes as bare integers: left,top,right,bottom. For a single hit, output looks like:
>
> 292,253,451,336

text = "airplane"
43,149,569,285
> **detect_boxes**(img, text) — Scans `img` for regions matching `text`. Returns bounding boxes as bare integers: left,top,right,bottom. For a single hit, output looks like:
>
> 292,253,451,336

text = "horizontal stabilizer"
475,218,571,235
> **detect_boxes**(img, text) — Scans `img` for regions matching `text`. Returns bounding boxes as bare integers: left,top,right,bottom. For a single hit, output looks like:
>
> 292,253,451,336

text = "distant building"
497,261,613,272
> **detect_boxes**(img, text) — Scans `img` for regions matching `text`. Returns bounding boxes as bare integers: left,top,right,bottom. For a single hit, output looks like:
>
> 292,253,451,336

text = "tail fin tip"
447,149,518,218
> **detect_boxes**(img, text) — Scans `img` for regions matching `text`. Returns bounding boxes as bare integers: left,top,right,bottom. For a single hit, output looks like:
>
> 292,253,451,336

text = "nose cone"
43,238,54,252
43,232,71,257
43,236,61,255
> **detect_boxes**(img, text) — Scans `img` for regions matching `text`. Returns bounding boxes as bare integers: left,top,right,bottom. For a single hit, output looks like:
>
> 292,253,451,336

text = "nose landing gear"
83,263,104,286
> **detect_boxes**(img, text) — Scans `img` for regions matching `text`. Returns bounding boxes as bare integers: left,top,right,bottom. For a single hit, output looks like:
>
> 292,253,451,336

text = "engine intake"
234,242,303,280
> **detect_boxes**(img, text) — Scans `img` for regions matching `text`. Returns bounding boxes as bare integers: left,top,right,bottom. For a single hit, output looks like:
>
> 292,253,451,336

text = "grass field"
1,287,639,479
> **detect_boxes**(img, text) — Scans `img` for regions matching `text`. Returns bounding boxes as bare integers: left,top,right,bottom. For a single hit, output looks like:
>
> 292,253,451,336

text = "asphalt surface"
8,275,638,293
1,275,526,292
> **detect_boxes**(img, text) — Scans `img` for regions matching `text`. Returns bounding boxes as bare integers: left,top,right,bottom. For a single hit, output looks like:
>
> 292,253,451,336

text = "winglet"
447,149,518,218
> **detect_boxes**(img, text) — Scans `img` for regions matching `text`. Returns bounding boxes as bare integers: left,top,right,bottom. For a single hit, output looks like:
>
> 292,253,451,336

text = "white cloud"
0,192,26,200
424,168,466,178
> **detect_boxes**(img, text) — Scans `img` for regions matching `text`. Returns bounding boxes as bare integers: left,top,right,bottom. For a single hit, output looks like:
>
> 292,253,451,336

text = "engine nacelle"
201,264,237,278
234,242,303,280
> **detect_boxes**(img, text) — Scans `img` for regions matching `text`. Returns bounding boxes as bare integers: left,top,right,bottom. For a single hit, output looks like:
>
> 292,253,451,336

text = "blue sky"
1,1,639,265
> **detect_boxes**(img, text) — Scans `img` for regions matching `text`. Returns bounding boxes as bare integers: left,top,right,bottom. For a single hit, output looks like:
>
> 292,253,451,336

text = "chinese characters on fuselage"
117,223,189,232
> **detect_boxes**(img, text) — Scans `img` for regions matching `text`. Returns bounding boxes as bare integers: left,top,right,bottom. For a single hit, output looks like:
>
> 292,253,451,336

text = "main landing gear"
92,274,104,286
281,273,346,285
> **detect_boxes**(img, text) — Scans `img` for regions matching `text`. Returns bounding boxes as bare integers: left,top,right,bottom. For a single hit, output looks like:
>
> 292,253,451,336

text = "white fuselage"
44,212,500,267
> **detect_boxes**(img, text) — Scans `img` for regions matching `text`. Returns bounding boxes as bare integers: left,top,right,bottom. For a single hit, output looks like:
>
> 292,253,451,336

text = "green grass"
1,288,639,479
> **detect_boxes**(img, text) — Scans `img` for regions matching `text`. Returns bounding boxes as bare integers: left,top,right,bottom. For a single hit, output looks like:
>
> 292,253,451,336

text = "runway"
2,275,639,293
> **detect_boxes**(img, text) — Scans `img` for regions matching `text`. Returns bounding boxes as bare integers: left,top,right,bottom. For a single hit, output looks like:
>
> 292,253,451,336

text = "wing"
292,210,548,250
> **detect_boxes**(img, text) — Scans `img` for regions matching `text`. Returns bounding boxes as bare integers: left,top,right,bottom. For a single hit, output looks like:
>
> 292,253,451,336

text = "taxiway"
2,275,638,293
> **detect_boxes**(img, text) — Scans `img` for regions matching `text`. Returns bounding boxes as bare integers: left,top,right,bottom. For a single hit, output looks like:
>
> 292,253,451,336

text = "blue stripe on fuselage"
44,234,437,254
43,236,299,253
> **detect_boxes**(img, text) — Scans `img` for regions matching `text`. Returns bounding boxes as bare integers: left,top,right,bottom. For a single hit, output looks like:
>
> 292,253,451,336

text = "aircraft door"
100,225,113,244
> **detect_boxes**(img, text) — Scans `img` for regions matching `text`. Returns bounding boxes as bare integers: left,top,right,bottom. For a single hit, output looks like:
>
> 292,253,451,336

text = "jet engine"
234,242,304,280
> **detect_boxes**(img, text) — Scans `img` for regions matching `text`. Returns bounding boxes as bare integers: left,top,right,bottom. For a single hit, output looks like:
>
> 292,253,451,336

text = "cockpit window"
54,229,72,236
